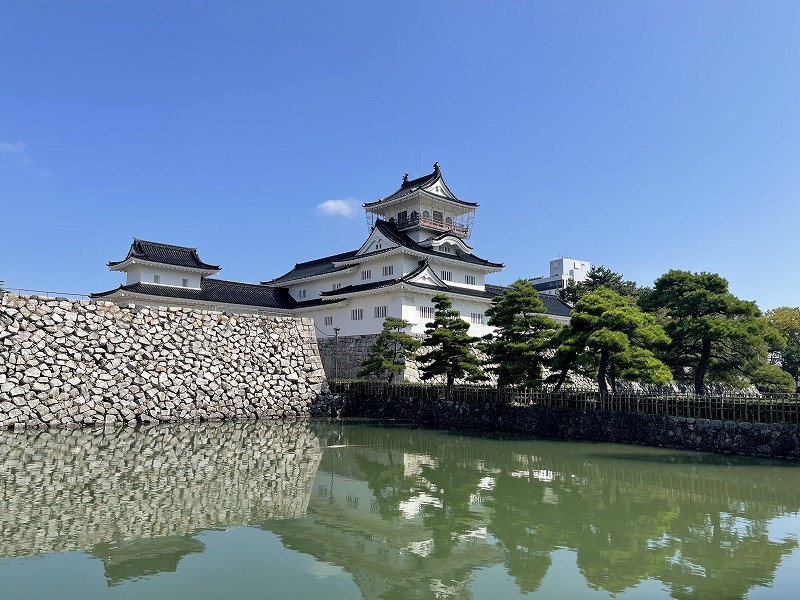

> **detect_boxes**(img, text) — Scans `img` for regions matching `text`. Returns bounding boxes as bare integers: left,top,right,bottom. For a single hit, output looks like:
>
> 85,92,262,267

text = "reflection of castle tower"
91,536,206,587
268,432,503,599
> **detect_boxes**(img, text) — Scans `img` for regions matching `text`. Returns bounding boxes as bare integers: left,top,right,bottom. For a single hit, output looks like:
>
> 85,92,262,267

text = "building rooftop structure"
108,239,221,273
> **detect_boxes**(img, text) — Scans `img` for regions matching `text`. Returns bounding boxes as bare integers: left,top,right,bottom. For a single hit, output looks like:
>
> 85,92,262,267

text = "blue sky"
1,1,798,310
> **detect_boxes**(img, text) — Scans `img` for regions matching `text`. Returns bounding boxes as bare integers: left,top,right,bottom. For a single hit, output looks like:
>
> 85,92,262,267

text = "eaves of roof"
92,278,299,310
263,250,359,284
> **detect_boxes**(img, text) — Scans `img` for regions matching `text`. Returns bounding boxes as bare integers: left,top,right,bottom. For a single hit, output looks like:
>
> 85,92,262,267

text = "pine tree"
418,294,485,399
358,317,420,382
640,270,793,394
484,279,560,388
551,287,672,395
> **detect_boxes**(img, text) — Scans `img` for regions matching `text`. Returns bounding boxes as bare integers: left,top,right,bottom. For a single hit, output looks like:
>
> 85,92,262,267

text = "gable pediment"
406,263,448,288
355,226,400,256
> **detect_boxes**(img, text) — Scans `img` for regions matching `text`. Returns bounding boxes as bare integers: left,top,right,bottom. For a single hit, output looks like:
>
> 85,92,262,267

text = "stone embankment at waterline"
334,393,800,460
0,293,332,429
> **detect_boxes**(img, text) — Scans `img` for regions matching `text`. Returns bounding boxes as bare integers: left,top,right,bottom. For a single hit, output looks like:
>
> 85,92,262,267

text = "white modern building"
529,257,591,296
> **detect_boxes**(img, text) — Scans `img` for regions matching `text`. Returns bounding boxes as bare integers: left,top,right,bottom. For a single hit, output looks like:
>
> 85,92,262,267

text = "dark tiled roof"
538,294,573,318
375,220,502,268
483,283,572,317
91,278,300,310
363,164,478,208
109,239,220,271
264,220,502,285
263,250,359,284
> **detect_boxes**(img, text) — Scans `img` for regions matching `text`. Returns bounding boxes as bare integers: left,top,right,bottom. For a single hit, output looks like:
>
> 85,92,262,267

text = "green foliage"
358,317,421,382
418,294,485,398
558,266,648,306
550,287,672,394
765,307,800,387
640,270,792,394
484,279,561,388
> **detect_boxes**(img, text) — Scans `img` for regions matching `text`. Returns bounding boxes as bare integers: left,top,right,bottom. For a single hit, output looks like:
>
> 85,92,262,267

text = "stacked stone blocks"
0,293,327,429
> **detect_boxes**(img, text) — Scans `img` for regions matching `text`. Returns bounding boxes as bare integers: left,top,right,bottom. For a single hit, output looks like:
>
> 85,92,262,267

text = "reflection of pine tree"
485,454,553,593
660,501,797,600
300,422,799,599
418,449,485,557
354,450,415,520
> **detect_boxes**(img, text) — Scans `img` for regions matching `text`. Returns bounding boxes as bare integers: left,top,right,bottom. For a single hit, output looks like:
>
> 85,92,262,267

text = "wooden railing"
396,215,470,237
328,380,800,424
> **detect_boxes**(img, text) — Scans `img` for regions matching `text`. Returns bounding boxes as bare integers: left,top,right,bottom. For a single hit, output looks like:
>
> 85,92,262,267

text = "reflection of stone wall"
0,294,329,429
0,420,322,558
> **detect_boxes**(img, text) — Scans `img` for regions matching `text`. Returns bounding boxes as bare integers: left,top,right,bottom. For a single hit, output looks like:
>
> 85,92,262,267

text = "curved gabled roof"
374,220,502,268
262,250,359,284
265,220,502,285
109,239,220,271
363,163,478,209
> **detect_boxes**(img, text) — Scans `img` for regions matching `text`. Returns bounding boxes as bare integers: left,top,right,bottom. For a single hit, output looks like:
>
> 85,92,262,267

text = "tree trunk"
445,373,455,401
597,349,609,397
553,368,569,392
695,338,711,395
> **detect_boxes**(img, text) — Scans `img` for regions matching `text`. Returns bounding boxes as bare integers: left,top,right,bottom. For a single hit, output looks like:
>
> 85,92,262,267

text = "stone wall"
317,334,381,380
0,420,323,559
0,293,329,429
316,333,497,384
335,393,800,460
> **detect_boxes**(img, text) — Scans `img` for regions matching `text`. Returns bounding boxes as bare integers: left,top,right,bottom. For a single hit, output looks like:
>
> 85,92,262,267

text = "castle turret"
363,163,476,242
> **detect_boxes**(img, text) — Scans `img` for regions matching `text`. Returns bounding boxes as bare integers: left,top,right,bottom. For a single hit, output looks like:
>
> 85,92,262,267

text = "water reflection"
0,420,797,599
0,420,323,584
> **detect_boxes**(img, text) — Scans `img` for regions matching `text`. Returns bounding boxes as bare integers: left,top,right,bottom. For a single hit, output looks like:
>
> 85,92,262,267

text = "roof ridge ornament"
402,173,409,184
433,162,440,173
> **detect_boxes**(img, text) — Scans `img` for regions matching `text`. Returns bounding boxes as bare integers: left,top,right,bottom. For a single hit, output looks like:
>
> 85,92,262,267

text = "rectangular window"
440,271,452,282
382,265,393,277
182,278,189,287
361,269,372,281
471,313,484,325
464,275,476,285
298,289,306,299
419,306,435,320
324,316,333,326
351,308,363,321
332,283,341,291
374,305,388,318
432,210,443,223
153,275,160,284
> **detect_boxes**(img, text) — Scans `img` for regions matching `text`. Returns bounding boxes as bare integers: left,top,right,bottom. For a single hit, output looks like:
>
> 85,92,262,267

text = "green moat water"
1,419,798,599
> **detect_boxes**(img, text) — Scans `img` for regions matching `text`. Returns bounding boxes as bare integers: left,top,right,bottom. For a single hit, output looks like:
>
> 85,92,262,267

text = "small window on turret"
153,275,160,284
182,278,189,287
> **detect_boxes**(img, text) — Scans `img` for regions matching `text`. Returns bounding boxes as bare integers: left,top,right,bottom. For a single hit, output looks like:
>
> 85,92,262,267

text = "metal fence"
328,380,800,424
3,288,89,300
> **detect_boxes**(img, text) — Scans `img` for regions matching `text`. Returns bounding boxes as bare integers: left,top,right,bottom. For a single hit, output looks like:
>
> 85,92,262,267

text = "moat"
1,419,798,599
